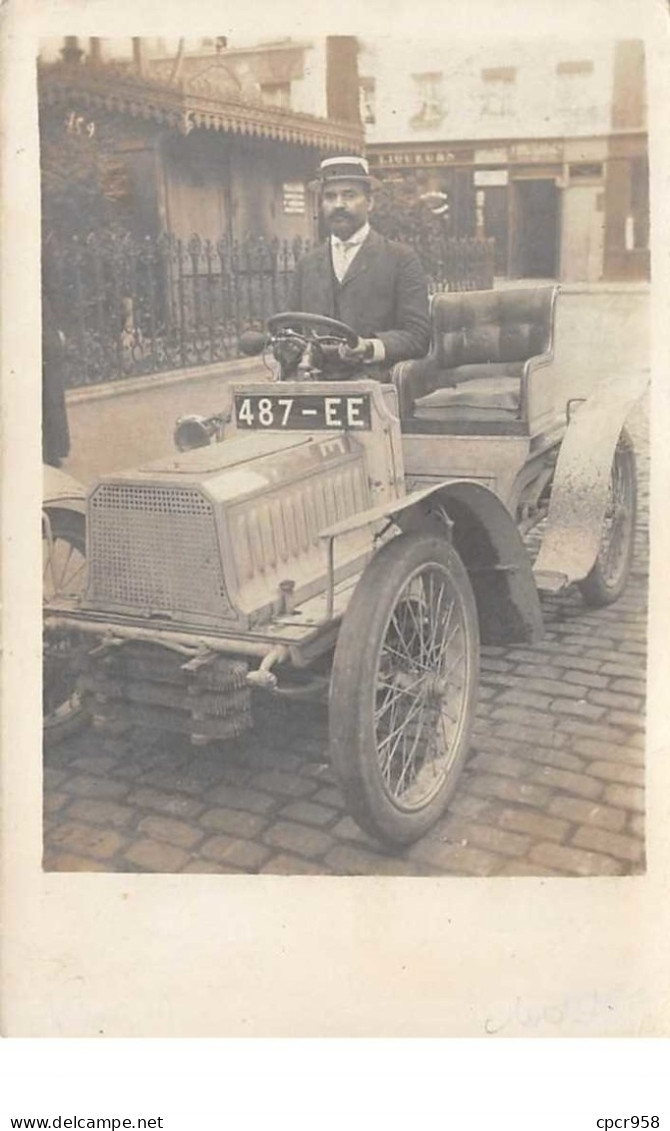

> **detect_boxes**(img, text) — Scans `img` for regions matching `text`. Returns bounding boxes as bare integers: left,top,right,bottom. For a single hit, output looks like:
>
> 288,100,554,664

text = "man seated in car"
288,155,430,377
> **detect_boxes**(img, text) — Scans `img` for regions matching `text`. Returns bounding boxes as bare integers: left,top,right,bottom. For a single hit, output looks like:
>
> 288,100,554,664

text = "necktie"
334,240,356,282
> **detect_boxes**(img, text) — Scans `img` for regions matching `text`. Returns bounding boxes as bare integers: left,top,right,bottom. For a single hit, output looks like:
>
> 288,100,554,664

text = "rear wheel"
578,428,637,607
43,508,90,746
329,533,480,846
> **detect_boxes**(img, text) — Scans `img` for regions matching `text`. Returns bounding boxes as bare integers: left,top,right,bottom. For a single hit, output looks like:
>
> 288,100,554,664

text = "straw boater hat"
308,155,382,192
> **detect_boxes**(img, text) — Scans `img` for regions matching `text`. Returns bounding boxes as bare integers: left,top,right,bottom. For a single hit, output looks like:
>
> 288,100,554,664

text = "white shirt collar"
331,221,370,249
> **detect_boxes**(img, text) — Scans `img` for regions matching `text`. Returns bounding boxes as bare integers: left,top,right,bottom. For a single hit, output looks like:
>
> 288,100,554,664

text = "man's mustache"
330,211,352,219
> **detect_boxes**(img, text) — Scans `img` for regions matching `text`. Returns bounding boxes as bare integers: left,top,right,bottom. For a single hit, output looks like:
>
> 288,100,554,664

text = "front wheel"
578,428,637,607
329,533,480,847
43,507,90,746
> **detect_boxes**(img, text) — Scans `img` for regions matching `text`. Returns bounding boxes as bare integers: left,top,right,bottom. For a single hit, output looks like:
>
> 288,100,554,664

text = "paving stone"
325,844,426,876
43,852,112,873
125,787,206,819
406,838,501,876
312,786,346,809
70,755,119,775
447,793,497,820
480,656,515,673
493,688,553,712
571,738,645,765
522,677,592,700
588,690,643,713
528,841,624,877
489,706,560,730
123,838,190,873
611,678,646,696
498,808,570,843
136,770,212,797
548,797,627,833
572,826,645,865
604,783,645,813
549,699,607,722
586,761,645,787
261,820,335,858
63,774,131,802
278,800,339,827
465,773,553,809
600,661,645,680
197,807,269,839
137,815,205,849
43,767,72,790
206,783,277,814
619,640,647,655
504,743,586,775
529,766,604,801
181,859,240,874
260,854,334,875
554,719,628,745
562,670,610,690
629,814,646,839
64,798,138,828
199,835,272,872
47,821,127,861
468,752,531,779
609,710,645,731
250,770,318,798
435,818,530,858
498,859,562,877
298,762,338,783
514,663,564,681
494,722,567,750
44,792,70,815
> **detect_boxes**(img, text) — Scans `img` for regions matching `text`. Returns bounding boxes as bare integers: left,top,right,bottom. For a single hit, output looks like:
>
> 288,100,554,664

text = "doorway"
511,179,560,278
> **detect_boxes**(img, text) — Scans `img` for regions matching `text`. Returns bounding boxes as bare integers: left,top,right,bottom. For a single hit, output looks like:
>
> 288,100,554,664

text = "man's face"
321,179,372,240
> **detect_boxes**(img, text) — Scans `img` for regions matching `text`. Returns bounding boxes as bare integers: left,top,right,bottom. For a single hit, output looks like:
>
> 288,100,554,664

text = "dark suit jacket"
289,228,430,367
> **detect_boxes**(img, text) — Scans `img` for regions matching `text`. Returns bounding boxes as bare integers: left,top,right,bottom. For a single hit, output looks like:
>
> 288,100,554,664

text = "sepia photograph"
2,0,669,1040
40,30,650,878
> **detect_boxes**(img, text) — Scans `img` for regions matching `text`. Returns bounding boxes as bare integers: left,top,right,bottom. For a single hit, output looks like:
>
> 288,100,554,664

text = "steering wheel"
267,312,359,349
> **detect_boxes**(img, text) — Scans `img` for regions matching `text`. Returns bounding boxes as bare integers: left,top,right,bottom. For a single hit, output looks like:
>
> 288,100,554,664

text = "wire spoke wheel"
43,508,90,744
578,428,637,607
330,533,479,846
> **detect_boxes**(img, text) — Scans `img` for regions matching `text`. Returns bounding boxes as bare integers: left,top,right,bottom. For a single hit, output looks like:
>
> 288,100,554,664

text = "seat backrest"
431,286,558,370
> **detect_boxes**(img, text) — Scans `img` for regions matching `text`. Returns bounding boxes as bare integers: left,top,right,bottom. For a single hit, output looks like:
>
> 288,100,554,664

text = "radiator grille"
87,483,234,619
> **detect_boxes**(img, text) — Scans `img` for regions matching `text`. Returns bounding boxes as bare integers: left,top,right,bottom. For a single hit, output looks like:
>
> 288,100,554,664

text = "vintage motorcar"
43,286,648,846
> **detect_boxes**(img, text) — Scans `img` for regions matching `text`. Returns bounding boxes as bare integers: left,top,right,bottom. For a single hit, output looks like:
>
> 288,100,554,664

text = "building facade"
360,37,649,282
38,36,363,247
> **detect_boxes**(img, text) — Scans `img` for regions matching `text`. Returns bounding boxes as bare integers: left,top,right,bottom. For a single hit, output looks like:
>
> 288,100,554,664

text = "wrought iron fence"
45,229,495,387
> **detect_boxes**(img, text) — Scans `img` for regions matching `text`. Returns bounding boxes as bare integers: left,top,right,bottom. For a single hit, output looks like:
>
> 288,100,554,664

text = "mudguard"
43,464,87,515
320,478,544,644
533,368,649,590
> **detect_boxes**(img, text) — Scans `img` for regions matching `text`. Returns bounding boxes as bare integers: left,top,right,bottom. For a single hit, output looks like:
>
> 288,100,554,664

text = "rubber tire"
43,507,90,747
329,532,480,847
578,428,637,607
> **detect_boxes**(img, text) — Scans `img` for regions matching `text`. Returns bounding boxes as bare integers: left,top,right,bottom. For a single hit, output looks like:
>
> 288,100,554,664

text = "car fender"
533,368,649,590
43,464,87,516
320,479,543,645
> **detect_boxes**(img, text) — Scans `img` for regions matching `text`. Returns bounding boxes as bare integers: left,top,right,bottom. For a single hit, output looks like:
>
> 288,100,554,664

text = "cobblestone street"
43,399,649,879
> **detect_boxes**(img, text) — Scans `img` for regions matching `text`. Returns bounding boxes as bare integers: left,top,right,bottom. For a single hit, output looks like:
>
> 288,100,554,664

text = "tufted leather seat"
392,285,558,426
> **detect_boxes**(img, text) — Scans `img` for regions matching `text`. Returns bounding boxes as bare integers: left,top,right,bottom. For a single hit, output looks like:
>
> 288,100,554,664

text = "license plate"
235,393,372,431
